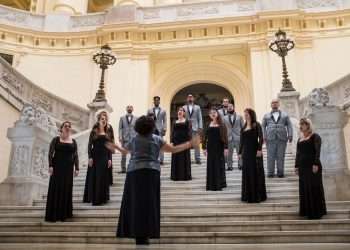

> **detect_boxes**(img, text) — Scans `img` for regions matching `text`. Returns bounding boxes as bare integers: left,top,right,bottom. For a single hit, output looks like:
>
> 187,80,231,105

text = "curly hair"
135,115,155,136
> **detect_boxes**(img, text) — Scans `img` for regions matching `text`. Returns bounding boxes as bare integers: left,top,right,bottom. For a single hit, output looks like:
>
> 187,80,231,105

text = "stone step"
64,187,299,199
1,201,350,214
0,230,349,244
71,176,299,187
0,219,349,233
74,169,298,181
0,243,349,250
0,210,347,223
77,162,297,173
71,182,298,192
33,194,301,206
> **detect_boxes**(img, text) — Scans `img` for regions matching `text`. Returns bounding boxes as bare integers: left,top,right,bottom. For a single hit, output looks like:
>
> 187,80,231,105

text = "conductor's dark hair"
135,115,155,136
153,96,160,100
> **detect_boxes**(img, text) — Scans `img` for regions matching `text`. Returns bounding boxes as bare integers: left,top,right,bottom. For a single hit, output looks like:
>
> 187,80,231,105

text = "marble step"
71,176,300,187
1,201,350,214
33,193,301,206
1,219,349,233
0,210,348,223
0,243,349,250
0,230,349,244
74,169,298,181
71,182,298,192
63,187,299,199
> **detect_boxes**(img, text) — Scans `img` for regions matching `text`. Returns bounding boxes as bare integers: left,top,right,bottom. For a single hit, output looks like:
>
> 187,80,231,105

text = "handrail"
0,57,90,131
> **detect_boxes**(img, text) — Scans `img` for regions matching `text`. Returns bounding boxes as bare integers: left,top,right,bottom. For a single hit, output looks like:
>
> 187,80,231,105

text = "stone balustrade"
0,57,90,132
0,0,349,32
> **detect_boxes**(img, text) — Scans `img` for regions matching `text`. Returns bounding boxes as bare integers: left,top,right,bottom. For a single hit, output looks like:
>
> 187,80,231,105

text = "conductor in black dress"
203,108,228,191
106,116,200,245
239,108,267,203
295,118,327,219
45,121,79,222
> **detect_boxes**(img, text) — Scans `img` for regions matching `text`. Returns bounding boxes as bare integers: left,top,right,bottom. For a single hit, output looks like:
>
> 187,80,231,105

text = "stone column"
52,0,88,14
0,104,58,205
87,101,113,128
306,88,350,201
278,91,301,155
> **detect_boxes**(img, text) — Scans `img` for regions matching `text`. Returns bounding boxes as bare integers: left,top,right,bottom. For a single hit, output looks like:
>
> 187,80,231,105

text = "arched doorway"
170,83,234,132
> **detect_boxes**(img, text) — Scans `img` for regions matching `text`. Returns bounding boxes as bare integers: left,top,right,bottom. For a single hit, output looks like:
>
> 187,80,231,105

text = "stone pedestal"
307,105,350,200
0,104,57,205
278,91,301,155
0,127,53,205
87,101,113,127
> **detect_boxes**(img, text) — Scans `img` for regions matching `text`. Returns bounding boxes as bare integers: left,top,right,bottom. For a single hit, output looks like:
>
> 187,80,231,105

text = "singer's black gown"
171,120,192,181
295,133,327,219
45,137,79,222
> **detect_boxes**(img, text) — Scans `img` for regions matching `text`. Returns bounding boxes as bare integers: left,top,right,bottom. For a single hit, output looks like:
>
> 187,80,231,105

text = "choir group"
44,94,327,245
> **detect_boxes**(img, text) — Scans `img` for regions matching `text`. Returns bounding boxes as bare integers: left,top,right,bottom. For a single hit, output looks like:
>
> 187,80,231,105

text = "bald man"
261,99,293,178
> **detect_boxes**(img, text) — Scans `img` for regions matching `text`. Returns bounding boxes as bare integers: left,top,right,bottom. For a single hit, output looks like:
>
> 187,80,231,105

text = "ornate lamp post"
269,29,296,92
92,44,116,102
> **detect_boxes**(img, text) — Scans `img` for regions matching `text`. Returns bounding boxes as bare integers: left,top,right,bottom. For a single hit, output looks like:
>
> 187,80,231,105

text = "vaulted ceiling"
0,0,31,10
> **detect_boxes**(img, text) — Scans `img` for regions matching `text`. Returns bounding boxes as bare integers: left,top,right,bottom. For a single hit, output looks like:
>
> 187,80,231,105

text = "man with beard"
224,103,244,170
262,99,293,178
218,97,230,118
183,94,203,164
118,105,137,173
147,96,167,164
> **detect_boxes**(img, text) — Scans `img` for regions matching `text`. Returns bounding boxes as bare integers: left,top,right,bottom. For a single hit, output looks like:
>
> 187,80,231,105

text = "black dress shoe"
160,161,164,165
136,237,149,245
195,161,201,165
118,170,126,174
277,175,285,178
227,167,233,171
267,175,274,178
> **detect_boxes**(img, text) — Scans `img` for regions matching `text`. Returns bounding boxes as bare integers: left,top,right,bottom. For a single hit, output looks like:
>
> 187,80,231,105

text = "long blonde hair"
299,118,313,135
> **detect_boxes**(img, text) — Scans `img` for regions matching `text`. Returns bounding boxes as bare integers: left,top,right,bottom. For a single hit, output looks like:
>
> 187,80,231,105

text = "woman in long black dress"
239,108,267,203
203,108,228,191
106,116,200,245
45,121,79,222
295,118,327,219
83,114,112,205
171,107,192,181
97,111,115,186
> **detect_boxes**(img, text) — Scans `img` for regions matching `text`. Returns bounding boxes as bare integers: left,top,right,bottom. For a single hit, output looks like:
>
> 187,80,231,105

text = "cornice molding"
0,1,350,55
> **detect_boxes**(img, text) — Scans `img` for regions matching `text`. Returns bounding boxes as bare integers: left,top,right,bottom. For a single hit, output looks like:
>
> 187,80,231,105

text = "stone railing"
0,57,90,132
300,73,350,116
0,0,349,32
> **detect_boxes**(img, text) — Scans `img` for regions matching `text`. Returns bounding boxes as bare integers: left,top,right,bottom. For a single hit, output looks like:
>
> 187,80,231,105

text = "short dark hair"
153,96,160,100
134,115,155,136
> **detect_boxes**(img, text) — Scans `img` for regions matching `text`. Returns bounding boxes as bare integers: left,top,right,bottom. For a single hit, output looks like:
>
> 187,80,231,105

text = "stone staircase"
0,150,350,247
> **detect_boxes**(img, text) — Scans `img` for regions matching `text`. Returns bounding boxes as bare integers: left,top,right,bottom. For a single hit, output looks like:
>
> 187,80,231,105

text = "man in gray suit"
183,94,203,164
224,103,244,171
147,96,167,164
118,105,137,173
262,99,293,178
218,97,230,118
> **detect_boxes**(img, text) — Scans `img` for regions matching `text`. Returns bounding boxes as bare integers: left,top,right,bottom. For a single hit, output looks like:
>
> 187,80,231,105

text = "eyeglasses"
64,125,71,128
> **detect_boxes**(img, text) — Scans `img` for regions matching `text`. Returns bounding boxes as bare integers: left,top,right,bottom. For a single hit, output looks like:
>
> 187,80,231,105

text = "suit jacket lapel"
276,110,282,123
229,113,237,128
187,105,193,118
127,115,133,125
